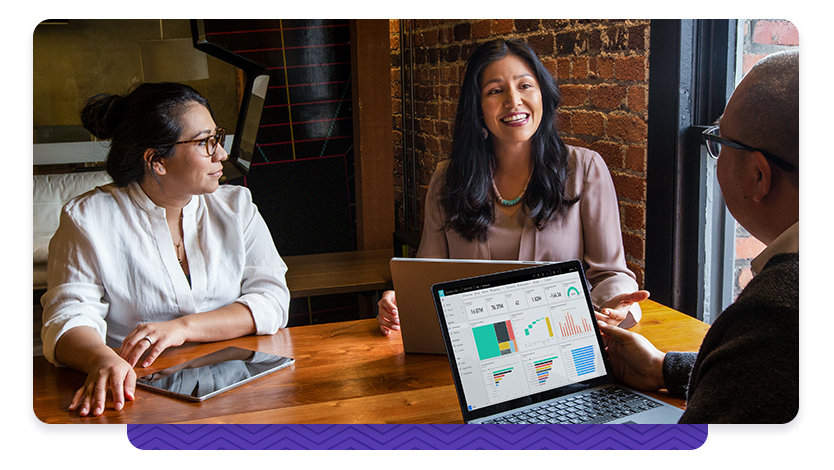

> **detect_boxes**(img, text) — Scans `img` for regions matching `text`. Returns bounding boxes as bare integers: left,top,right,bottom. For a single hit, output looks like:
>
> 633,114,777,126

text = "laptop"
431,260,684,424
390,258,546,354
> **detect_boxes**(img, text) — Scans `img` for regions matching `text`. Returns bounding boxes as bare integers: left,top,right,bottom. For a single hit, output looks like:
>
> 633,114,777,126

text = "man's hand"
597,320,666,392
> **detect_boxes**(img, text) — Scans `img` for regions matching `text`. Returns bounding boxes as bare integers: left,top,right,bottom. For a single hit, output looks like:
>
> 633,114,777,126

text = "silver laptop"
431,260,684,424
390,258,546,354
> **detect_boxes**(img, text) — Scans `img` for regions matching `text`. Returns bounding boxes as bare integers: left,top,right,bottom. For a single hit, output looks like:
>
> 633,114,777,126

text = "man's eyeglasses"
702,126,796,172
172,128,226,157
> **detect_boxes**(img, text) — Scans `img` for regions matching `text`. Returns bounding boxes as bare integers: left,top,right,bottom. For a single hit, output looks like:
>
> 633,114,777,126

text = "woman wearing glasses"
41,82,290,416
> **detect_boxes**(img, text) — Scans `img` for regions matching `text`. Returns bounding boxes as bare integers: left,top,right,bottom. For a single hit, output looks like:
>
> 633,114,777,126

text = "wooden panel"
351,19,394,250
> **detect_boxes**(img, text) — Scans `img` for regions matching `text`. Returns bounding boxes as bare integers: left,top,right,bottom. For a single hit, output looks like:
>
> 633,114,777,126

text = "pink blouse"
416,145,641,327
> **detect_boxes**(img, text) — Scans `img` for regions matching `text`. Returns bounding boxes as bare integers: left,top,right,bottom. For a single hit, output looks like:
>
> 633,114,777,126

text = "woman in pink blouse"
378,39,648,335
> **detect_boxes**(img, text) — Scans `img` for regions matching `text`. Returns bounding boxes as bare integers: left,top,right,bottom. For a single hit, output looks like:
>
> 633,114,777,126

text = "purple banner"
127,424,708,450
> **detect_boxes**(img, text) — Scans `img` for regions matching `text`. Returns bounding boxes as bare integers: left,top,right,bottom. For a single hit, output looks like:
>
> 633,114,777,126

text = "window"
646,19,798,323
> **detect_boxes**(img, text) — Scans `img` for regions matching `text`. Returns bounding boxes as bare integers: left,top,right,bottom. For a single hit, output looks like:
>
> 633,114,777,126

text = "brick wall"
390,19,651,285
733,19,798,296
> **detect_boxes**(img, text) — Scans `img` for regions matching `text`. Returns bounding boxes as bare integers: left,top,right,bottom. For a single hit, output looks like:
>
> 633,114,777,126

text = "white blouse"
41,182,290,366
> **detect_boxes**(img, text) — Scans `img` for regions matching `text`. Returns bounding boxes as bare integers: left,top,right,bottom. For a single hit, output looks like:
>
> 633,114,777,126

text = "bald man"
598,51,799,423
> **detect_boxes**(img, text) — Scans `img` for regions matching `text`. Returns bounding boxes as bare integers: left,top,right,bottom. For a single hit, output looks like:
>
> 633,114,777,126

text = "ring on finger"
142,336,154,346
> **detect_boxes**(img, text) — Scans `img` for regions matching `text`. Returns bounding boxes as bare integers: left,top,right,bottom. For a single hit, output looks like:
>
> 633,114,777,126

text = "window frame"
645,19,738,322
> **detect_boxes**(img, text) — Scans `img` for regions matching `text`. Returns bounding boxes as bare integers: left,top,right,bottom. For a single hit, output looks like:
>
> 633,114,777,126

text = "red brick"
589,141,624,168
596,57,615,79
742,53,768,75
421,28,439,47
568,110,605,136
542,58,559,79
610,172,646,201
571,57,589,79
752,20,799,46
471,19,492,39
556,57,572,81
556,111,571,133
414,19,433,29
735,235,766,259
590,84,626,110
620,202,646,231
626,85,647,114
622,231,645,260
492,19,514,35
423,101,439,117
628,24,648,51
441,101,456,119
626,261,645,287
440,138,452,155
559,84,589,108
607,113,647,142
614,55,647,81
625,145,646,172
529,34,555,56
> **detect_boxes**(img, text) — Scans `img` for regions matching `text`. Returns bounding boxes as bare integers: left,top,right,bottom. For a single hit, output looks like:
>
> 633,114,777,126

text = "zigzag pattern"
127,424,708,450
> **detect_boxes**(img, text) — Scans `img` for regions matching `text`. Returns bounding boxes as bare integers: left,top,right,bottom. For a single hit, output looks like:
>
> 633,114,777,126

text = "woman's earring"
481,127,489,140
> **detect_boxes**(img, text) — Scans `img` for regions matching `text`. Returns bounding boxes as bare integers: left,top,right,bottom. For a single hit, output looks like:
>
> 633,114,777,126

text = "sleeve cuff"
41,315,107,367
663,351,697,398
236,292,288,335
616,302,642,329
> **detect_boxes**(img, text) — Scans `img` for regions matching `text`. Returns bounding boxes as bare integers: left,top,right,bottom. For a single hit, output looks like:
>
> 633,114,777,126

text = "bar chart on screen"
568,344,597,377
481,358,527,402
552,307,594,339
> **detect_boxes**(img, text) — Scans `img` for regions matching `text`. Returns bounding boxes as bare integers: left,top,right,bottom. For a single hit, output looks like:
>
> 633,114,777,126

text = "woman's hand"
597,321,666,392
595,290,650,326
119,318,189,368
68,352,136,417
377,290,400,336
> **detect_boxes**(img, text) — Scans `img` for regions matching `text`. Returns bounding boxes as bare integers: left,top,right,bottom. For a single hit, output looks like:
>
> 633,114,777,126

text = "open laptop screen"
432,260,612,421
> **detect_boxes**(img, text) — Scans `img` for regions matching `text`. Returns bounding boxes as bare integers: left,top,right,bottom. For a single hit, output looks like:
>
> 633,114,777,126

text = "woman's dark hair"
81,82,212,187
442,38,578,241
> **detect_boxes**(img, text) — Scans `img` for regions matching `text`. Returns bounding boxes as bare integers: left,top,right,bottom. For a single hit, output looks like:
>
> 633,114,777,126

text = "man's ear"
144,149,166,176
750,151,772,203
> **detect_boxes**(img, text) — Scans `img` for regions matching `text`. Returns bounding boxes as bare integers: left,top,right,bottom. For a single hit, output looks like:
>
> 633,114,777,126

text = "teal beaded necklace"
491,174,532,207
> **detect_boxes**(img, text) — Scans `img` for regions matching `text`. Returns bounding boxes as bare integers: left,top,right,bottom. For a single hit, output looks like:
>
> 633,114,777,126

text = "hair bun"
80,93,124,139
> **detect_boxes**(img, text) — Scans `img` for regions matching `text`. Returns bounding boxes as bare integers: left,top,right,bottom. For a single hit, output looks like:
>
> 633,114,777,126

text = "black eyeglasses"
702,126,796,172
172,128,226,157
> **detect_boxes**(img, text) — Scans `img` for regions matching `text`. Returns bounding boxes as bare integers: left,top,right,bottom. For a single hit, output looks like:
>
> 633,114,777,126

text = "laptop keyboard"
482,386,663,424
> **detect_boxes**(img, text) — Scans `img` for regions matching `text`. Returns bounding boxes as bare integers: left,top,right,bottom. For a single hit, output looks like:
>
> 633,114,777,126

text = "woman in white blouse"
41,83,290,416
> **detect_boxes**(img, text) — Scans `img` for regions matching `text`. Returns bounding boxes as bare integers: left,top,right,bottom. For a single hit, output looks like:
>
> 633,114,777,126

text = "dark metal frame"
190,19,270,180
646,19,737,321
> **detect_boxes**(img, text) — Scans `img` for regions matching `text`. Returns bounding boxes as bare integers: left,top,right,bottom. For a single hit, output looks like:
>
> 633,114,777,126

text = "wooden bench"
283,248,393,298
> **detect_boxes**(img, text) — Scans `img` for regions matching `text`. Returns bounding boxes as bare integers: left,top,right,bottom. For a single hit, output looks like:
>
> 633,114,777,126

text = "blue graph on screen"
571,345,595,375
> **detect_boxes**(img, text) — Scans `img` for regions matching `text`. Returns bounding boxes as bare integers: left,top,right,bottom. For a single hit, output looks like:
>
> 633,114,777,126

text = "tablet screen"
136,347,294,401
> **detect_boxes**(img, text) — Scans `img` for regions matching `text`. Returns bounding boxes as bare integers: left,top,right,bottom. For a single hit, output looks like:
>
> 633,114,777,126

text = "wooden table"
33,299,708,424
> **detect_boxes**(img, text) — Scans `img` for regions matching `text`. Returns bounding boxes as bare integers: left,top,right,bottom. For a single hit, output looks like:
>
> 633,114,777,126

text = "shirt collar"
126,181,199,217
751,221,799,275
